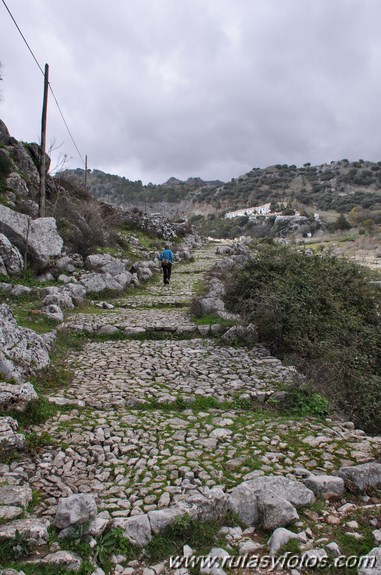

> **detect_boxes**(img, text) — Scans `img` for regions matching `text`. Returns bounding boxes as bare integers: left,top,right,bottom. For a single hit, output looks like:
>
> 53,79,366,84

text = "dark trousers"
162,263,172,284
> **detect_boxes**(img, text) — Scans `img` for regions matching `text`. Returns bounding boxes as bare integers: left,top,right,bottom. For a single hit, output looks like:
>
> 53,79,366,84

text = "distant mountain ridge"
58,169,223,214
59,158,381,216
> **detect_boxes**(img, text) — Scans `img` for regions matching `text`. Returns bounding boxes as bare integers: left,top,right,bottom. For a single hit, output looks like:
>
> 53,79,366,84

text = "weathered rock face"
85,253,128,275
0,381,38,412
258,492,299,530
228,475,315,530
79,272,124,294
0,517,50,545
303,474,345,496
31,550,82,572
0,233,24,276
0,205,64,267
55,494,97,530
0,119,11,145
0,485,32,508
0,417,25,452
113,514,152,547
120,209,190,240
338,462,381,493
0,303,51,381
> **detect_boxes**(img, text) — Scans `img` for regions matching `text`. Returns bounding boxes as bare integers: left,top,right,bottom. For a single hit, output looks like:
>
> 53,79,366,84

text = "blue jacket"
160,249,174,263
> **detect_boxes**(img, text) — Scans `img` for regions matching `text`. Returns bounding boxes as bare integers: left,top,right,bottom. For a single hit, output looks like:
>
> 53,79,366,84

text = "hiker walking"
159,244,174,285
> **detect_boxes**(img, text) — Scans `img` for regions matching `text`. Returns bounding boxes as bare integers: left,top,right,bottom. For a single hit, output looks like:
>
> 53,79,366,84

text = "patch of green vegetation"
0,529,34,564
0,396,58,427
0,150,14,193
297,499,378,575
144,514,230,561
48,524,140,574
225,242,381,434
12,307,59,333
94,527,140,572
280,385,330,418
25,430,55,452
276,537,301,556
27,489,43,512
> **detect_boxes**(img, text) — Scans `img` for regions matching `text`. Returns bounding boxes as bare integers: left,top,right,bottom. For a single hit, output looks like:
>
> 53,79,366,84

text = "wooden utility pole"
39,63,49,217
84,154,88,193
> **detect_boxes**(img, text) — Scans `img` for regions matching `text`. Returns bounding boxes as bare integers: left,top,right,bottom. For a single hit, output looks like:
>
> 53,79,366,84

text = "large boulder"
64,283,87,305
227,483,260,527
55,494,97,530
42,291,75,310
0,381,38,412
79,272,124,294
148,508,185,534
228,475,315,529
0,205,64,267
258,492,299,531
113,514,152,547
0,304,51,381
0,234,24,276
85,254,127,276
338,463,381,493
245,475,316,507
179,487,228,522
303,474,345,496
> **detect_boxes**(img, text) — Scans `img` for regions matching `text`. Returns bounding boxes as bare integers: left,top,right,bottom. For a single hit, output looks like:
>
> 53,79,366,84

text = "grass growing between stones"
7,296,61,333
0,397,59,427
297,497,380,575
0,530,35,564
144,513,232,562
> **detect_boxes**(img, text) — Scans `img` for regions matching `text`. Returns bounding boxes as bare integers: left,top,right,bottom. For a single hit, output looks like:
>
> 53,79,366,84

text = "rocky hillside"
195,160,381,215
58,169,223,217
59,160,381,221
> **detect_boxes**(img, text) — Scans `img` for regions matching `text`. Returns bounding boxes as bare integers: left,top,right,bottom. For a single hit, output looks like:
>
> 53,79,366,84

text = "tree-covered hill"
57,169,222,208
58,159,381,220
197,159,381,215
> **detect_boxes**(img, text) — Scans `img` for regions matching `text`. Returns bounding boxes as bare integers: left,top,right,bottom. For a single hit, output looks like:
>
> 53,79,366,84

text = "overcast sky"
1,0,381,184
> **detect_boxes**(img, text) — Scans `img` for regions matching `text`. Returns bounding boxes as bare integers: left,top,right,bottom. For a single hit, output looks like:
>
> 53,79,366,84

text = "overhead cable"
1,0,86,166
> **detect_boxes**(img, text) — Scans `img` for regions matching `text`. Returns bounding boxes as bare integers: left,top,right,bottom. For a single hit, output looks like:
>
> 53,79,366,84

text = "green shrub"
0,529,34,562
282,386,330,418
225,244,381,433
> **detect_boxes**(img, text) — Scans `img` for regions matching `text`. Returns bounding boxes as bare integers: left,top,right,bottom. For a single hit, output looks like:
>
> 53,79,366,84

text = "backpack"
161,258,169,265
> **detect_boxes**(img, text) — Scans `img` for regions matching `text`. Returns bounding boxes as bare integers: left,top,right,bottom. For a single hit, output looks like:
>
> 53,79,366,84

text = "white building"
225,203,271,219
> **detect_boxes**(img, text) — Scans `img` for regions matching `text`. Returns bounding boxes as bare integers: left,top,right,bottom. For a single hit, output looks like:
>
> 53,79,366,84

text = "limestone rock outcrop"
0,205,63,267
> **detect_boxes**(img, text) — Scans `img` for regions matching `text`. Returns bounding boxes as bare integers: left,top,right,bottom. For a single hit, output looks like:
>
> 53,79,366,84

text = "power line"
1,0,44,75
1,0,86,166
49,86,86,165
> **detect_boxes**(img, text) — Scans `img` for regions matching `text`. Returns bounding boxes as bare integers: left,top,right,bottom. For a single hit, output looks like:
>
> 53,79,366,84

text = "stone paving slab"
22,407,381,519
2,240,381,574
59,339,298,408
63,308,196,333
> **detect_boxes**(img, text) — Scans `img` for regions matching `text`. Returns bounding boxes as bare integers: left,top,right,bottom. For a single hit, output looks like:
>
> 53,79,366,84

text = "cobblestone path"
24,243,380,521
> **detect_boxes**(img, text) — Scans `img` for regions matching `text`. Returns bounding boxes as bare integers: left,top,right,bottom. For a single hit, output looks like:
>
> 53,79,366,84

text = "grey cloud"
1,0,381,183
